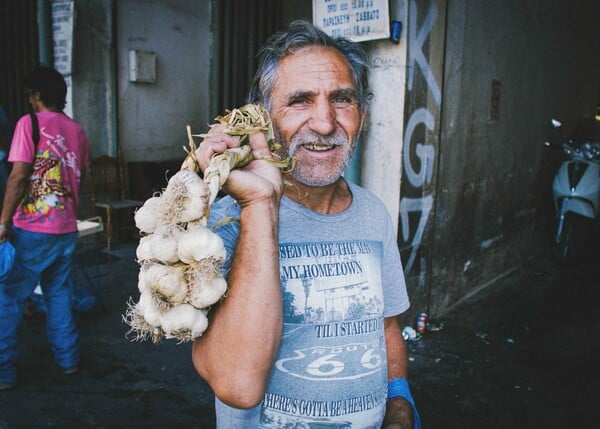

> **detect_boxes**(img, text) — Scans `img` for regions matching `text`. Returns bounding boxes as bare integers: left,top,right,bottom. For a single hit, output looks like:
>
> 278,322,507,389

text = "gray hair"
248,20,373,111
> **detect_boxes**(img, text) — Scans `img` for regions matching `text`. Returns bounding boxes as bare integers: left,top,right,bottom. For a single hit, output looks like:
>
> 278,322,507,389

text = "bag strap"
29,112,39,151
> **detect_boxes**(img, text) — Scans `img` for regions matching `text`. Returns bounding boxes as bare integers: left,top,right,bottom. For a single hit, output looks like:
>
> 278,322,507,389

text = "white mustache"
287,131,349,157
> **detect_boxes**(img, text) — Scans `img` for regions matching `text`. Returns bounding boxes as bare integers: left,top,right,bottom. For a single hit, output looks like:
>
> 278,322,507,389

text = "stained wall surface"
116,0,210,164
412,0,600,316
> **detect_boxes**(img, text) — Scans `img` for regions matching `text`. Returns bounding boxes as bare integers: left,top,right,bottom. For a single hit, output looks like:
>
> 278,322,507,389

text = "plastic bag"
0,240,15,282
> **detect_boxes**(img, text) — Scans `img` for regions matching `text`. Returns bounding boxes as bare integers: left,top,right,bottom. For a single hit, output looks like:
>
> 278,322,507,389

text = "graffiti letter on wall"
404,107,435,187
408,0,441,106
399,195,433,274
400,0,443,277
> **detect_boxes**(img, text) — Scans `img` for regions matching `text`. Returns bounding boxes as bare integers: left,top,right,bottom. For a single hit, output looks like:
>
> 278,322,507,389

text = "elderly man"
192,20,420,428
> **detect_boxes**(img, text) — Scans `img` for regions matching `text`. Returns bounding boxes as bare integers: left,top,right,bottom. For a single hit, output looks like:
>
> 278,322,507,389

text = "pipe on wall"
37,0,52,66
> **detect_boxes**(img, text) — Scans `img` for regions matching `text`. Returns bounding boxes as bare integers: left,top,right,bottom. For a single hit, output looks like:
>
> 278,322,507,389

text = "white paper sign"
313,0,390,42
52,0,75,75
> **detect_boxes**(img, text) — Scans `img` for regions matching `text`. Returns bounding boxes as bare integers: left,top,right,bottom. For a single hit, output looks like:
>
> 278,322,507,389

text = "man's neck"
37,106,61,113
31,100,60,113
283,176,352,214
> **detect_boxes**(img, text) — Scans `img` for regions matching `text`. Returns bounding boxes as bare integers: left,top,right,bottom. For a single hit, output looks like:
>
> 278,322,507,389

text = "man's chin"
291,169,344,187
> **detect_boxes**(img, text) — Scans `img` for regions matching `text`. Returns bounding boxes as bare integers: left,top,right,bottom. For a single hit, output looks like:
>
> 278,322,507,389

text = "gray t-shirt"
209,181,410,428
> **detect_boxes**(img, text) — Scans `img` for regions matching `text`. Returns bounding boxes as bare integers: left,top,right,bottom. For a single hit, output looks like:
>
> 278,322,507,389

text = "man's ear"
29,92,43,112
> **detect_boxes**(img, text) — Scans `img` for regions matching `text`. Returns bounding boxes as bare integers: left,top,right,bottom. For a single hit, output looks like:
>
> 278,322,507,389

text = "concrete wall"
71,0,115,160
429,0,600,314
70,0,116,217
361,0,408,239
116,0,210,164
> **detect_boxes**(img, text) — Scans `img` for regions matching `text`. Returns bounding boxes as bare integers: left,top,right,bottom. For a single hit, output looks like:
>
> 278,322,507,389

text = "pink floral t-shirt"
8,111,89,234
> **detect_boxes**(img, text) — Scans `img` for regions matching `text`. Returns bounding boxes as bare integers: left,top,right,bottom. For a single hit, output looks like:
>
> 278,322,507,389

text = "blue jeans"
0,228,80,384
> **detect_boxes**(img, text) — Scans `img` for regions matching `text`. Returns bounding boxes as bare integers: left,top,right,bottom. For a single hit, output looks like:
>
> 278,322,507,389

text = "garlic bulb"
144,263,187,306
161,171,209,223
149,225,183,264
136,235,153,261
137,269,148,294
187,272,227,309
135,196,163,234
139,290,164,328
177,224,226,265
160,304,208,342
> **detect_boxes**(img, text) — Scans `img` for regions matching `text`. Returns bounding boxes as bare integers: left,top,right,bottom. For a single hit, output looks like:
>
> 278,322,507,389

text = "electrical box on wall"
128,50,156,83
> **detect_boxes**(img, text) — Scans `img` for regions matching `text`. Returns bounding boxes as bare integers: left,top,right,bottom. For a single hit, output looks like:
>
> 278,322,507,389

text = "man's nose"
308,101,336,135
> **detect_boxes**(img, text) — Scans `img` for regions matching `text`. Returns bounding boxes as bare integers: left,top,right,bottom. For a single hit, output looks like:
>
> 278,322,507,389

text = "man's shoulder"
45,113,88,138
38,111,80,124
57,112,84,128
14,113,30,127
347,181,388,209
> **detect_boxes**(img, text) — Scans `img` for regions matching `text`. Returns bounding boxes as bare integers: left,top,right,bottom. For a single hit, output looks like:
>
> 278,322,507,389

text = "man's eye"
289,98,308,105
333,96,352,105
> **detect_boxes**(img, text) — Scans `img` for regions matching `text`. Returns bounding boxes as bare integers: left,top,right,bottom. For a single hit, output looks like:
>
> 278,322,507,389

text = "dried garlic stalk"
124,103,293,344
181,103,294,203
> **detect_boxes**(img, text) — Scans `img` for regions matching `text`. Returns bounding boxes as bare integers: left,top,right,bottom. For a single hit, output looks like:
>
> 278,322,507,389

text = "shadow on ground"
1,238,598,428
409,244,600,429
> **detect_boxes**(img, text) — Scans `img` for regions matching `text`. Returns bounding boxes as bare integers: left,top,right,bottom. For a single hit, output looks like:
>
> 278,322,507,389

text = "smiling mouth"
302,143,336,151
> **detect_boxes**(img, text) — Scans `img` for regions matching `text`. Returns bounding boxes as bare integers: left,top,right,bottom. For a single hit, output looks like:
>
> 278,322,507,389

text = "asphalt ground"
1,236,598,428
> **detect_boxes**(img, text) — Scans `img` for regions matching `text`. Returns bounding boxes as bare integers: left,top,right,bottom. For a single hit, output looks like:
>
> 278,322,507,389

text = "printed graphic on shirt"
20,130,74,221
260,240,387,428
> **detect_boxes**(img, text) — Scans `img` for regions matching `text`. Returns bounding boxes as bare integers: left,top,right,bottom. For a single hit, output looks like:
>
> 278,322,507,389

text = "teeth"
303,144,334,151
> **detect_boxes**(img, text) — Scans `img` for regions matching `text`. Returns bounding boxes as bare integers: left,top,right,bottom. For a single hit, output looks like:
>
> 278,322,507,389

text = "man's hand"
383,316,417,428
0,224,10,243
1,161,33,242
195,124,283,207
383,397,414,428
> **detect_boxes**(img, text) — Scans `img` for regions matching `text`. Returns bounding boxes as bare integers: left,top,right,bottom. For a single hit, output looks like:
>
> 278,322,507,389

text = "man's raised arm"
191,128,284,409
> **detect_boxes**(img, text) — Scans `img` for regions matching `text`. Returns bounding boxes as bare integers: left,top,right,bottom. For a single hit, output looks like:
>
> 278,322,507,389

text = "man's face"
270,46,365,187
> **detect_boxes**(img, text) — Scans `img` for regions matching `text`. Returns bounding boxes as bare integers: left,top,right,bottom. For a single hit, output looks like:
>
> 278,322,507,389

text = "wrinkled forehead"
274,46,356,94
